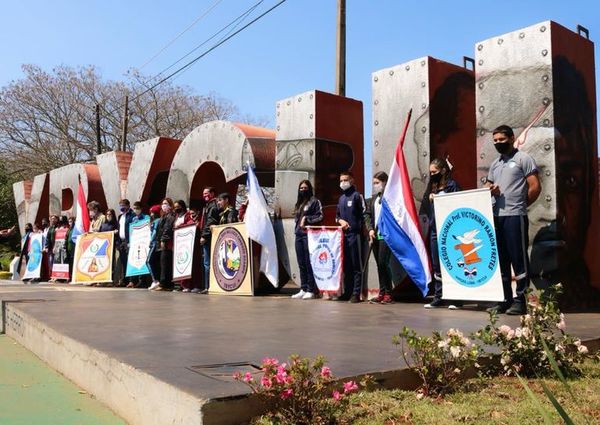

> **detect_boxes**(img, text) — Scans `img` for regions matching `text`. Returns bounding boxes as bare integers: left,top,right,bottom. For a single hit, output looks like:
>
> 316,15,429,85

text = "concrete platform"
1,281,599,425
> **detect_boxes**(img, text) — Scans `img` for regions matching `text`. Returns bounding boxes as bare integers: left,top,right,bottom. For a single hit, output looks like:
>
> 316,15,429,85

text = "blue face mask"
119,206,128,213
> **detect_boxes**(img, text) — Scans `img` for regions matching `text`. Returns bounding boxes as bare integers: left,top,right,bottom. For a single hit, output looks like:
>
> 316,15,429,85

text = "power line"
105,0,287,117
138,0,226,71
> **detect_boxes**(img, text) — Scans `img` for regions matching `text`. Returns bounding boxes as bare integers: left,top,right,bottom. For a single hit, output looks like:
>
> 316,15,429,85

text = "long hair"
429,158,451,194
160,198,174,217
294,180,314,212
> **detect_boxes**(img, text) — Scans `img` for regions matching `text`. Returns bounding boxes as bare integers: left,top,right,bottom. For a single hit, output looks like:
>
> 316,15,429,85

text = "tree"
0,64,251,179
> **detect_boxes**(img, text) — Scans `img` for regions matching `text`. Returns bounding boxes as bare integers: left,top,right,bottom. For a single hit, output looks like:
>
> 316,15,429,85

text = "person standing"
365,172,395,305
153,198,176,291
88,201,106,232
199,187,219,293
117,199,135,287
129,202,150,288
147,205,162,291
486,125,541,315
65,217,76,281
216,193,239,225
334,171,366,303
173,200,196,292
44,215,59,279
99,209,119,286
419,158,461,309
290,180,323,300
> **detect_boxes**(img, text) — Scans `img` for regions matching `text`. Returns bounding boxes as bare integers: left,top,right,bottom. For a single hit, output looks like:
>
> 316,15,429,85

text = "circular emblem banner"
212,227,248,292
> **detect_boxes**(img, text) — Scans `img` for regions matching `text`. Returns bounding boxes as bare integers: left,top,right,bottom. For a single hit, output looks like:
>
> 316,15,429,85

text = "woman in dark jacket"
98,209,119,286
291,180,323,300
420,158,461,309
153,198,176,291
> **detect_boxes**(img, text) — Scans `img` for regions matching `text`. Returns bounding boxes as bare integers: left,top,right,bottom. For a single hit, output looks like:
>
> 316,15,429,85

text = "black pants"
295,234,317,293
118,242,129,284
372,238,392,295
343,233,362,297
495,215,530,305
159,249,173,289
429,228,443,300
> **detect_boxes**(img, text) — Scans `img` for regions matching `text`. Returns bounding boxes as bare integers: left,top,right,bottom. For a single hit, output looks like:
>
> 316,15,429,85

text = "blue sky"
1,0,599,188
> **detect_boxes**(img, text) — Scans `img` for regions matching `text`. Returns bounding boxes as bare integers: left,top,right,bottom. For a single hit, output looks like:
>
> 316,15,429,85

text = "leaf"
515,373,554,425
540,381,575,425
540,338,574,397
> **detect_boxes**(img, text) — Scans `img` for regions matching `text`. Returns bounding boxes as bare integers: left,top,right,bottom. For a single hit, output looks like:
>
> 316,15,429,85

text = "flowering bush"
234,355,369,425
474,284,589,378
393,327,481,397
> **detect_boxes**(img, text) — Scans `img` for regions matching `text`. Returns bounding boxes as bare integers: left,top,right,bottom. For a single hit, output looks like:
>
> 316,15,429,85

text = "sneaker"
301,292,315,300
369,294,384,304
291,290,306,299
182,288,190,293
349,294,362,303
506,303,526,315
448,304,461,310
424,298,444,309
380,294,394,305
199,289,209,294
148,282,160,291
486,303,510,314
190,288,201,294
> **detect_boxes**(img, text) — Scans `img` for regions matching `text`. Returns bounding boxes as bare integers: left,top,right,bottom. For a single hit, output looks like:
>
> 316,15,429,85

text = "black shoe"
424,298,444,309
506,303,526,315
486,303,511,314
349,294,362,303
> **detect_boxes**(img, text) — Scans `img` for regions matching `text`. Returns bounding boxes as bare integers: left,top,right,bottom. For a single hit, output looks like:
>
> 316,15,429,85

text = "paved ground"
2,281,599,404
0,334,125,425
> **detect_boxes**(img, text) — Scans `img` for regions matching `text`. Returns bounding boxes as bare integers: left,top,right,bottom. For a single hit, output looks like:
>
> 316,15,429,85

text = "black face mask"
430,173,442,183
298,190,310,199
174,207,183,214
494,142,512,155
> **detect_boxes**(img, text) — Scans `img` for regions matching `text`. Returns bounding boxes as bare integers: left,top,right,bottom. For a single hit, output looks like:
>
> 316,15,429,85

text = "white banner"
307,227,343,292
173,225,197,281
126,218,151,277
433,188,504,302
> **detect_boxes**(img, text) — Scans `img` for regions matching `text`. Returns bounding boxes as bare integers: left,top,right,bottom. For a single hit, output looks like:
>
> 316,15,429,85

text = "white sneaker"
182,288,190,293
448,304,461,310
190,288,201,293
301,292,315,300
148,282,160,291
291,290,305,299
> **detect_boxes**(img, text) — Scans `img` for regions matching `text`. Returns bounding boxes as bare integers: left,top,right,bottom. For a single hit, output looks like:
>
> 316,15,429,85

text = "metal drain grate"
187,362,262,382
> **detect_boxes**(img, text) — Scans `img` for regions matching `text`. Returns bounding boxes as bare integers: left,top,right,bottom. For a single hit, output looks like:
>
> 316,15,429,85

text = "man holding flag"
244,163,278,288
378,109,432,297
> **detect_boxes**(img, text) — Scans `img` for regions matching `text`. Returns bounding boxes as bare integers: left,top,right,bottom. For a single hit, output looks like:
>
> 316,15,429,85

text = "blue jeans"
203,243,210,290
295,234,317,293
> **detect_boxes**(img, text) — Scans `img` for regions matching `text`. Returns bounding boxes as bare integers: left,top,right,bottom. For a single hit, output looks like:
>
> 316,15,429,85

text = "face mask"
298,190,309,199
494,142,512,155
373,183,383,194
430,173,442,183
174,207,183,214
133,208,141,215
161,204,170,212
340,181,351,191
119,206,128,213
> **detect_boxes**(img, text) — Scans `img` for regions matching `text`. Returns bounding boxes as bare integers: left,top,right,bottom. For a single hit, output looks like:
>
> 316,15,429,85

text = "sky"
1,0,599,192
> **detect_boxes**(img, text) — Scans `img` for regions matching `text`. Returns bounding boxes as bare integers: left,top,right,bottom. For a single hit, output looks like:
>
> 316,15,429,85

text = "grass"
252,359,600,424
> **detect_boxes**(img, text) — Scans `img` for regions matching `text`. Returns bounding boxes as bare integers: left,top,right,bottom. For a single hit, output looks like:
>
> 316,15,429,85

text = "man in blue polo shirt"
485,125,541,315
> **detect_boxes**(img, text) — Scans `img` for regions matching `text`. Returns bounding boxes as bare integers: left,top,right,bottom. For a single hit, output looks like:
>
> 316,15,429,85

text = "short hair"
340,170,354,179
217,192,231,202
373,171,388,182
132,201,142,209
119,199,130,206
203,186,216,194
87,201,101,211
492,125,515,138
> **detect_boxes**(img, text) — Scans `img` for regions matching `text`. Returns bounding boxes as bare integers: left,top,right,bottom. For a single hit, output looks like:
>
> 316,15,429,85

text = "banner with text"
72,232,115,284
434,188,503,301
23,233,43,280
173,225,197,281
51,227,70,280
307,227,343,293
126,218,151,277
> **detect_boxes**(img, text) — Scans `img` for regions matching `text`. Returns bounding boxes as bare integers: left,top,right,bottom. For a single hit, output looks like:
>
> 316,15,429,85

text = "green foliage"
0,162,17,230
234,355,370,425
474,284,589,378
393,327,481,397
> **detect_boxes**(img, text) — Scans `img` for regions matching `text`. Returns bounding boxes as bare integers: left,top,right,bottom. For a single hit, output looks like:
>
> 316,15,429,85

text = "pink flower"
260,376,273,389
343,380,358,394
281,388,293,399
233,371,242,380
320,366,332,378
243,372,254,383
262,357,279,367
498,325,512,335
332,390,342,402
274,367,288,384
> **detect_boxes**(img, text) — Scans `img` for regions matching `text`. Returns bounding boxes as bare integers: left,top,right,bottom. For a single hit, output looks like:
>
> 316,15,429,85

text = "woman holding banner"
291,180,323,300
420,158,461,309
153,198,176,291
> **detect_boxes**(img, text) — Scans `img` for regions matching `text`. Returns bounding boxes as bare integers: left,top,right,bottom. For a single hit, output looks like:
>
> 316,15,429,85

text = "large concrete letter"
97,151,133,212
13,174,49,233
48,164,106,217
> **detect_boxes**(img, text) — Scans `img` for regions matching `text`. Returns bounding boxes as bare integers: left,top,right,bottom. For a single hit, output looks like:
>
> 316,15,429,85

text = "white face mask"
161,204,170,212
340,181,351,191
373,183,383,194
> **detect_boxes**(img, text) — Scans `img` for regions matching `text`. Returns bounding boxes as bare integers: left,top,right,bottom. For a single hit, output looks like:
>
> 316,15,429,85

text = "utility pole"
335,0,346,96
120,95,129,151
95,104,102,154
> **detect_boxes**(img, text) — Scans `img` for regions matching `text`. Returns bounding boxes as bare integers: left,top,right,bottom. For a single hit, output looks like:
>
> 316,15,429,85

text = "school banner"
126,218,151,277
433,188,504,302
23,233,43,280
210,223,253,296
51,227,69,279
307,227,343,293
173,225,197,281
72,232,115,284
